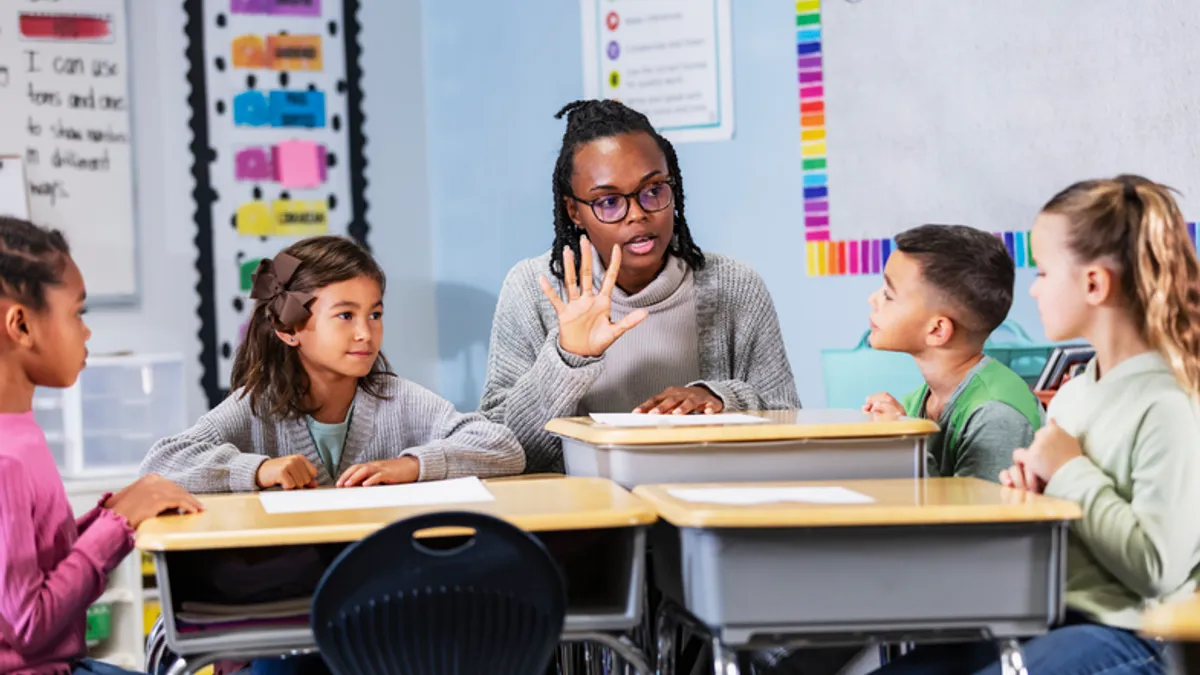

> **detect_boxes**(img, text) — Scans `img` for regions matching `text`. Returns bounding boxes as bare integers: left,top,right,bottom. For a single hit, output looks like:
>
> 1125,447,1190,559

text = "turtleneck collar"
590,247,690,309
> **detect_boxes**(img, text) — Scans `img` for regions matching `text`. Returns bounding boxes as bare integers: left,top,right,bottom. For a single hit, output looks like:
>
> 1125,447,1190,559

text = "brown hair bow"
250,253,314,327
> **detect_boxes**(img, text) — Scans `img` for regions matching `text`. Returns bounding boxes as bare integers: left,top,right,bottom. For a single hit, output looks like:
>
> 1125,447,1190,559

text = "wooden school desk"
633,478,1082,675
1144,593,1200,673
546,409,940,488
137,477,657,675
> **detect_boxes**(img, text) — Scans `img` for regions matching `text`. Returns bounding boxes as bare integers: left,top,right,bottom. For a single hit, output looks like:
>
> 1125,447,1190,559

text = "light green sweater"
1045,351,1200,631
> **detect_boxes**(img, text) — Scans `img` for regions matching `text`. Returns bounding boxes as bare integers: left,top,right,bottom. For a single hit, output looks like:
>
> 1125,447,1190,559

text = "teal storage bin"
821,320,1057,409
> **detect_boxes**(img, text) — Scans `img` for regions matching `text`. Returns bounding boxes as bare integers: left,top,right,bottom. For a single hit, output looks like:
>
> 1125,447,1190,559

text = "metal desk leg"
711,636,740,675
585,642,602,675
164,657,189,675
997,639,1028,675
566,632,654,675
559,644,576,675
144,621,164,673
146,635,169,675
656,604,677,675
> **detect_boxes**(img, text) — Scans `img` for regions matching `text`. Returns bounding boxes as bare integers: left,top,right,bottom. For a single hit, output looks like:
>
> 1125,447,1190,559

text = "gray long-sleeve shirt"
140,376,525,493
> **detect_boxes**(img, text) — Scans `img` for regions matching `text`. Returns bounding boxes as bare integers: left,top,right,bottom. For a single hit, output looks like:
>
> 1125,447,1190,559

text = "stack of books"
1034,345,1095,405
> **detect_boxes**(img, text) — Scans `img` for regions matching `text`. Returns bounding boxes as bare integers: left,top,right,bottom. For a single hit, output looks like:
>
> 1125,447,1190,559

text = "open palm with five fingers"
539,236,648,358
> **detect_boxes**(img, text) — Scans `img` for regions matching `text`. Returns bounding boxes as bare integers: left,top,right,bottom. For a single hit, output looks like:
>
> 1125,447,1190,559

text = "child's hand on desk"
862,392,904,419
256,455,319,490
105,474,203,528
336,457,420,487
1012,419,1082,485
634,386,724,415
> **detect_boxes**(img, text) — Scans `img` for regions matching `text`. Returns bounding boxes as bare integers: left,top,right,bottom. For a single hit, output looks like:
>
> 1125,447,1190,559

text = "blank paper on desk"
589,413,769,427
259,477,495,514
668,486,875,506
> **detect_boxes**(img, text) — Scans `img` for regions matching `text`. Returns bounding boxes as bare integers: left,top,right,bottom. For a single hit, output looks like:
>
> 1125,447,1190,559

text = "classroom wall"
82,3,206,421
422,0,1048,410
359,0,440,390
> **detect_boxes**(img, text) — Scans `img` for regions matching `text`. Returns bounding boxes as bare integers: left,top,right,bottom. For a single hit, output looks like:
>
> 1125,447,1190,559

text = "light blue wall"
421,0,1048,410
360,0,439,389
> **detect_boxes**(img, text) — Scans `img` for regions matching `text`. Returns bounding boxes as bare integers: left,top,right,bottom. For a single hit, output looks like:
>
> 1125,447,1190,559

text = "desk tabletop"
136,476,655,552
545,409,940,446
1143,593,1200,641
633,477,1082,528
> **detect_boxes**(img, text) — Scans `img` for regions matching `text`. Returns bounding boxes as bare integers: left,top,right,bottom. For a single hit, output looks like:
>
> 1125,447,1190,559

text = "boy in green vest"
863,224,1043,481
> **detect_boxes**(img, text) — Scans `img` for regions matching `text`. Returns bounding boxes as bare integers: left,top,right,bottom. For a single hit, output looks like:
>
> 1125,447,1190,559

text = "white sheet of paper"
589,413,769,428
667,486,876,506
259,477,495,515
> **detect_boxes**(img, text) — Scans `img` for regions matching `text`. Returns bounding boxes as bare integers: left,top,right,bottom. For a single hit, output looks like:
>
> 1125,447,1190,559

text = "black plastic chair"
311,511,567,675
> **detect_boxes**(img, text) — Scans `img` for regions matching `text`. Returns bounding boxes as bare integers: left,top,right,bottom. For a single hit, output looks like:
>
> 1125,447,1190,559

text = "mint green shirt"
1045,352,1200,630
306,408,353,476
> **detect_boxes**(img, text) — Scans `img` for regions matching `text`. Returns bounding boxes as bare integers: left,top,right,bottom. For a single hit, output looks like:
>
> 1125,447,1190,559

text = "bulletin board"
0,0,139,302
185,0,368,407
796,0,1200,276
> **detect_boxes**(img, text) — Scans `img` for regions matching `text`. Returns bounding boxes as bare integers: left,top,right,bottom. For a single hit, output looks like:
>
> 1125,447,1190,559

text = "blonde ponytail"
1042,174,1200,397
1128,180,1200,397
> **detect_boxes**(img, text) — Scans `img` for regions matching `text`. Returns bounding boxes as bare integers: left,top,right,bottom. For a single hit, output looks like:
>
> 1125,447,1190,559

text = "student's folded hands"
999,460,1045,494
1001,419,1082,493
337,456,420,488
634,386,724,415
862,392,904,419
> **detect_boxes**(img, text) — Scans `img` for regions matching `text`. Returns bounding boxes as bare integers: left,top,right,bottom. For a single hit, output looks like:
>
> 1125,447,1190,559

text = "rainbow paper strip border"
798,1,1035,276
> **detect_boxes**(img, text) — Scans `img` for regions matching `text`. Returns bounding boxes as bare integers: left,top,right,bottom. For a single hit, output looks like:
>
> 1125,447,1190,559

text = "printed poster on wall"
581,0,734,143
185,0,368,407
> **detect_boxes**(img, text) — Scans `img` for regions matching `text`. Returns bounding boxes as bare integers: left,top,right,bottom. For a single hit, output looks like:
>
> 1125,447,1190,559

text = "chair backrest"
311,511,567,675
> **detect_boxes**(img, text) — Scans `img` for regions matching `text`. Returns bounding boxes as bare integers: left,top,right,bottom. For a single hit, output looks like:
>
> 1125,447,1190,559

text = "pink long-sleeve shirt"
0,412,134,674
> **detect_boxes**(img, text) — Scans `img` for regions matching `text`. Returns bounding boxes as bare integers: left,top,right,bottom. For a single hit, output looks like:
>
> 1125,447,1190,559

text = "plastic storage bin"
32,354,186,478
85,603,112,647
821,321,1058,409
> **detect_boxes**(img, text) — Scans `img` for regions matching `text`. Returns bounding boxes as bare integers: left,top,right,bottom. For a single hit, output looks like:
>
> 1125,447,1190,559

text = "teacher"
480,100,799,473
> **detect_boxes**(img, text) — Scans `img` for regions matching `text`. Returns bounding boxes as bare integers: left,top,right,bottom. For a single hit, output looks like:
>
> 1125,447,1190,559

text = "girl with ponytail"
874,175,1200,674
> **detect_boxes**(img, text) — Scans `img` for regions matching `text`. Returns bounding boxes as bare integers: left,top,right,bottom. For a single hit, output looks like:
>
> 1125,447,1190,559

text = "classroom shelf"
66,477,146,671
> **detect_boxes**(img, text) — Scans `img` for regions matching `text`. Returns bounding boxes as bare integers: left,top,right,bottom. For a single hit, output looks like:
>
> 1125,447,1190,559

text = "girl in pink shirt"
0,217,201,675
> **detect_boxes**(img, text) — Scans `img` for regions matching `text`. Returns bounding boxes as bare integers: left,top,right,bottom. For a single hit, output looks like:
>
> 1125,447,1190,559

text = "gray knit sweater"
140,376,526,493
481,250,800,473
579,252,700,414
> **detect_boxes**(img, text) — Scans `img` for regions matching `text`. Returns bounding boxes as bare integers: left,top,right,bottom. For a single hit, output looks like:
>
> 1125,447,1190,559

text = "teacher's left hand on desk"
634,385,724,415
337,456,420,487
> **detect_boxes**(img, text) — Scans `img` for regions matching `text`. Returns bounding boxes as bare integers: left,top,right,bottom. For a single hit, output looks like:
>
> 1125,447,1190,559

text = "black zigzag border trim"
183,0,221,409
343,0,368,249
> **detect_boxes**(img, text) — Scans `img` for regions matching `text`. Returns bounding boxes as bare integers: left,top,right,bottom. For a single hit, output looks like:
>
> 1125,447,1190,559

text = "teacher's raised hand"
539,236,647,358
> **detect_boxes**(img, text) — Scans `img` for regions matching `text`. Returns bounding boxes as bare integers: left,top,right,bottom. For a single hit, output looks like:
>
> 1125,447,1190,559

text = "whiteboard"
0,0,138,302
818,0,1200,241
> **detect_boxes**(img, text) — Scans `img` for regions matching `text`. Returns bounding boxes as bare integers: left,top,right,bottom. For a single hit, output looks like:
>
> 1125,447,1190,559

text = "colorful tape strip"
794,1,1151,276
19,13,112,41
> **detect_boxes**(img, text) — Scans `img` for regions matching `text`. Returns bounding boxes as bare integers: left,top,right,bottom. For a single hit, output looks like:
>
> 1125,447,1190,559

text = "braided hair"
550,100,705,280
0,216,72,311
